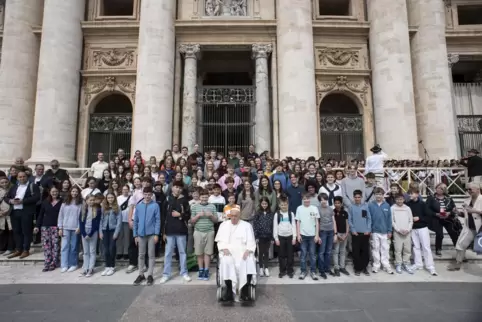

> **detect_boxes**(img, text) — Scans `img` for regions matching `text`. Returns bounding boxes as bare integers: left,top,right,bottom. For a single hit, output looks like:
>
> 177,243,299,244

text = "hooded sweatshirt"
391,204,413,233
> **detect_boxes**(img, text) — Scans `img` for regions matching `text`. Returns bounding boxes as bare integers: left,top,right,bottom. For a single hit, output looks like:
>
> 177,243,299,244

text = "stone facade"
0,0,480,167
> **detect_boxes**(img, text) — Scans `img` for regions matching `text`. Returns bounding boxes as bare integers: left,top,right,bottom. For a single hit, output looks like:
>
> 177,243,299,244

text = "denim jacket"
100,209,122,239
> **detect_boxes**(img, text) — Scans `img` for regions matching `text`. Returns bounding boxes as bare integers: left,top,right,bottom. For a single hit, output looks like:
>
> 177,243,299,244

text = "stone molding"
191,0,260,19
179,43,201,59
318,48,360,67
316,76,369,107
85,46,137,70
448,53,460,68
252,43,272,59
83,76,136,107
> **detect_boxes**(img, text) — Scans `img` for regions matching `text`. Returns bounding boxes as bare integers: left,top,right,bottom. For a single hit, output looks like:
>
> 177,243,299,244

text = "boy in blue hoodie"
132,187,161,286
368,187,394,274
348,189,372,276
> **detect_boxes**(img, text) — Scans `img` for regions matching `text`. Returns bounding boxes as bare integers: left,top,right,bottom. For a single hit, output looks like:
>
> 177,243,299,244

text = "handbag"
474,228,482,255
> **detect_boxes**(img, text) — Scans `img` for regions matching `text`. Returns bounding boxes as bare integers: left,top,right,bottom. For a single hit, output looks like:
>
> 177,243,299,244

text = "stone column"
179,44,200,152
132,0,176,157
410,0,458,159
28,0,85,167
448,54,461,157
368,0,419,159
0,0,44,166
276,0,318,158
252,43,272,154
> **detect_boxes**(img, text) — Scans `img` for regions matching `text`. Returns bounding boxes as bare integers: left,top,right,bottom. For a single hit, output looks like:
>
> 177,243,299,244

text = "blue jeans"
60,229,78,268
318,230,334,272
300,235,316,273
163,235,188,277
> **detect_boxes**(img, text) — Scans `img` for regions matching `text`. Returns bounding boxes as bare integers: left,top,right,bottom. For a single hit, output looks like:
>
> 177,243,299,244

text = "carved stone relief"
318,48,360,68
83,76,136,107
316,76,370,107
85,48,137,70
205,0,247,17
448,53,459,69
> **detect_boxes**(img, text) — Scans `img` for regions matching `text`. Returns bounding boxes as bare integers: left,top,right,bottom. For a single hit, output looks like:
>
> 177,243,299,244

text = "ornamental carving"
448,53,459,68
92,49,135,68
205,0,247,16
199,87,255,104
83,76,136,106
252,44,272,59
320,116,363,132
316,76,369,106
179,44,201,59
457,116,482,132
318,48,359,67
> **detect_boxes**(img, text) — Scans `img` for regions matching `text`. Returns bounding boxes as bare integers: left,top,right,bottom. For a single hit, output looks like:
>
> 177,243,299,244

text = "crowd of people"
0,143,480,290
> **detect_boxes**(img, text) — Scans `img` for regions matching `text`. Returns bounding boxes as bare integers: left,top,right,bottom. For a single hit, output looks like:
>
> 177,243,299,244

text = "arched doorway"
320,93,364,161
88,93,132,165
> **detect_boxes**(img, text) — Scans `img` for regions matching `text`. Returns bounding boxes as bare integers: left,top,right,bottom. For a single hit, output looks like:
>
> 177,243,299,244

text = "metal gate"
458,115,482,155
320,115,364,161
198,86,255,155
88,114,132,165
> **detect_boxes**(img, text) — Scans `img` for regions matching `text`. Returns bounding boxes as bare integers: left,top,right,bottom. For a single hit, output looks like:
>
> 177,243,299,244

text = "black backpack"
277,211,293,224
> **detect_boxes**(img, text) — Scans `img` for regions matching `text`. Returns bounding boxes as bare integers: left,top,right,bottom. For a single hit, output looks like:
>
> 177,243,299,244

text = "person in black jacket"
159,180,191,284
44,160,69,189
406,188,437,276
5,171,41,259
426,183,460,256
460,148,482,182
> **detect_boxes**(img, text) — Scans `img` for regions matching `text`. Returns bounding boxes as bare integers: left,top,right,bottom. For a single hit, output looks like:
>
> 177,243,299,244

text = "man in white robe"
215,206,257,302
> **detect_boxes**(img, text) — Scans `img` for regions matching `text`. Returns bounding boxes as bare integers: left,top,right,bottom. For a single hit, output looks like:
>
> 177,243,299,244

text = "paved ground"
0,283,481,322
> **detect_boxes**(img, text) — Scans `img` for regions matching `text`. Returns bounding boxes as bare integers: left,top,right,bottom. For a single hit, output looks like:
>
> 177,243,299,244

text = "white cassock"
215,219,257,294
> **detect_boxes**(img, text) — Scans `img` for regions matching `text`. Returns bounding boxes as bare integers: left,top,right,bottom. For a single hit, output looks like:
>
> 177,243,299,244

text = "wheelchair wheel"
250,285,256,301
216,269,220,286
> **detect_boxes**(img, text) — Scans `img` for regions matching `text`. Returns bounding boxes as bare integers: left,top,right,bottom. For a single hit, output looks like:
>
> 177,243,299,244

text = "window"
319,0,351,16
457,5,482,25
100,0,134,16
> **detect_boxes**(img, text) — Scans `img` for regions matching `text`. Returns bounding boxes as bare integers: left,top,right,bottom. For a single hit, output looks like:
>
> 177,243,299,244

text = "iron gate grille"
198,86,255,155
88,114,132,165
458,115,482,155
320,115,364,161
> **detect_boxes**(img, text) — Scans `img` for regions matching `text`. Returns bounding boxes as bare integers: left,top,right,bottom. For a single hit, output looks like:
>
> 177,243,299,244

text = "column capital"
252,43,272,59
448,53,459,68
179,44,200,59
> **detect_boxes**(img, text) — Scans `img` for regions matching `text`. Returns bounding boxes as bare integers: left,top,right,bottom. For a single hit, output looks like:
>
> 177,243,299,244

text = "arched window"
320,93,364,161
88,94,132,164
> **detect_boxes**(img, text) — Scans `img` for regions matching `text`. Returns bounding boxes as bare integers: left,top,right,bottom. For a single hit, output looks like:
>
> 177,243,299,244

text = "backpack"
277,211,293,224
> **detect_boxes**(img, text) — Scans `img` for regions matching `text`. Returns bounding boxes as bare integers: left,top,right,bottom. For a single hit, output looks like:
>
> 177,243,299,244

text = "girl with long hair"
0,177,13,256
58,186,82,273
237,180,256,222
253,197,275,277
116,185,131,260
100,192,122,276
255,175,277,212
79,195,101,277
105,179,121,197
59,179,72,201
81,177,100,200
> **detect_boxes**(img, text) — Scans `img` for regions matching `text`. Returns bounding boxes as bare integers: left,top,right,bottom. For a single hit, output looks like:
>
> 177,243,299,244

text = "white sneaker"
67,266,77,273
61,267,68,273
182,274,192,282
428,268,438,276
101,268,110,276
372,267,379,273
384,267,394,275
106,267,115,276
159,276,169,284
264,268,270,277
126,265,137,274
259,268,264,277
2,250,12,256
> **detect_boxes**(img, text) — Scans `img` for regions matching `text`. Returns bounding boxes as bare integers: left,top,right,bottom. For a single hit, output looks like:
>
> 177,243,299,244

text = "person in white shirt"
318,171,342,209
90,153,109,180
82,177,101,200
364,144,387,188
273,196,296,278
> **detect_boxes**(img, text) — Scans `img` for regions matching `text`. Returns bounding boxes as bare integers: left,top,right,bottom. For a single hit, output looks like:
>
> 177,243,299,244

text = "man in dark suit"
29,164,54,244
44,159,69,189
460,149,482,183
5,171,41,259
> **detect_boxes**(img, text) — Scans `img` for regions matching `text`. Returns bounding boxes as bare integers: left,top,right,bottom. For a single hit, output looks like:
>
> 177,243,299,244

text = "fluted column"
28,0,85,167
132,0,176,157
410,0,458,159
368,0,419,159
252,43,272,153
179,44,200,152
276,0,318,158
448,53,461,157
0,0,44,166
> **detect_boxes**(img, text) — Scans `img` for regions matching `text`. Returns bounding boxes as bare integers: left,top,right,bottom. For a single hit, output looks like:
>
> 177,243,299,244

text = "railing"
1,167,470,197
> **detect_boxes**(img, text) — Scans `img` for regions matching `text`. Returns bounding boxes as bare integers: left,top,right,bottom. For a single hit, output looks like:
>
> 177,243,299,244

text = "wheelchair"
215,249,259,303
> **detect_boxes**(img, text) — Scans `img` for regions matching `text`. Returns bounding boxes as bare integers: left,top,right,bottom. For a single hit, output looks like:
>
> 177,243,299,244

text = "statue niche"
205,0,247,17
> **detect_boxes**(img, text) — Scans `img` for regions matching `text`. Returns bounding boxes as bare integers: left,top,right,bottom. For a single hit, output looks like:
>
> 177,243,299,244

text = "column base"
25,157,78,169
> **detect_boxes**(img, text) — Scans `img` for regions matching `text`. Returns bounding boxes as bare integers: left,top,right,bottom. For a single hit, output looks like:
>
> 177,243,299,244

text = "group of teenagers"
0,144,480,285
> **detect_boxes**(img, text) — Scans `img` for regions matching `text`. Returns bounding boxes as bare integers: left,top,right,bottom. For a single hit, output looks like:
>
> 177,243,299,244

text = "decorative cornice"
179,43,201,59
92,49,135,67
83,76,136,106
252,43,272,59
316,76,369,106
448,53,460,68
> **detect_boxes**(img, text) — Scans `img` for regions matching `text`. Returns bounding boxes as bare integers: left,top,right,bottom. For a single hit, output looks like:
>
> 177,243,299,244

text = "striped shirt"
191,203,217,232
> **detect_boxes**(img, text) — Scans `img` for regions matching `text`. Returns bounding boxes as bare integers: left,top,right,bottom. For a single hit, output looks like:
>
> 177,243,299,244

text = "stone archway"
319,93,364,161
88,93,133,165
